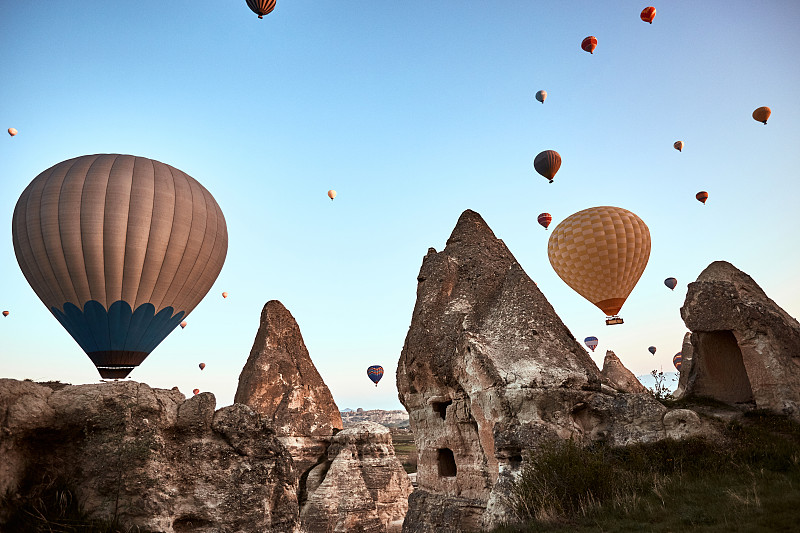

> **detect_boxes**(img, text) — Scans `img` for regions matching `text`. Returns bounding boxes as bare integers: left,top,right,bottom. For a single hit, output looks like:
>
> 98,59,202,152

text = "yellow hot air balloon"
548,206,651,324
328,190,336,200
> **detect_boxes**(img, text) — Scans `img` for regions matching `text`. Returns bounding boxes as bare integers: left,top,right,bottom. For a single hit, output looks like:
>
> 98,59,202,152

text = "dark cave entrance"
694,330,754,404
437,448,457,477
432,400,452,420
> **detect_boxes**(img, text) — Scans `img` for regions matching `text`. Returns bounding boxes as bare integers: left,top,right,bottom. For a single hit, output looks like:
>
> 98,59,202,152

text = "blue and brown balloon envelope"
12,154,227,379
584,336,599,352
367,365,384,386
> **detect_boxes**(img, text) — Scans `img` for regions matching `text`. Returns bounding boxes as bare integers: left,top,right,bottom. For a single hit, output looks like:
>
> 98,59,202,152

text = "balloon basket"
605,316,624,326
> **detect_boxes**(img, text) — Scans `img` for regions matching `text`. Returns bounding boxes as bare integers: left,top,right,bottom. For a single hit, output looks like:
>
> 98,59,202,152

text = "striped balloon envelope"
367,365,384,386
12,154,227,379
673,352,683,371
246,0,276,19
584,336,599,352
537,213,552,230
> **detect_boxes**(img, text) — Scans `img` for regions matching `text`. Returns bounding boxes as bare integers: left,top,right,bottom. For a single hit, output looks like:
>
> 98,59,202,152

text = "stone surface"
396,210,701,532
674,331,693,398
0,379,300,532
679,261,800,417
601,350,647,394
235,300,343,480
300,421,413,533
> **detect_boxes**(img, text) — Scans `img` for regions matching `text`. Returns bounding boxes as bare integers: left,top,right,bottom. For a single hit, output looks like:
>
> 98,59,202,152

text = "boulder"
601,350,647,393
396,210,700,532
680,261,800,417
235,300,343,480
300,422,413,533
0,379,300,532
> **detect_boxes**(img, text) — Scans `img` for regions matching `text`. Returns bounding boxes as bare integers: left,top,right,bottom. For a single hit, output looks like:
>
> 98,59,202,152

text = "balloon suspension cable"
605,316,624,326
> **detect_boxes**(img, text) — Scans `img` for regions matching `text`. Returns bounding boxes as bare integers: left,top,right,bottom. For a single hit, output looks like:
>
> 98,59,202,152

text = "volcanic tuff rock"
601,350,647,394
396,210,703,532
679,261,800,417
300,422,413,533
674,331,693,398
0,379,299,532
235,300,343,479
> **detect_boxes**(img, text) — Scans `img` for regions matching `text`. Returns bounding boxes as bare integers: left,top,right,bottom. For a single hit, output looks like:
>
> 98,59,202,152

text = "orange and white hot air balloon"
674,141,684,152
752,106,771,125
640,6,656,24
8,128,18,137
222,292,228,298
581,36,598,54
327,190,336,201
548,206,650,324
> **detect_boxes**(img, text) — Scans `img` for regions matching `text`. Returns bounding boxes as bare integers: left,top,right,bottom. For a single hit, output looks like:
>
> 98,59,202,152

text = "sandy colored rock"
396,210,701,532
0,379,300,532
235,300,343,478
601,350,647,393
680,261,800,417
301,421,412,533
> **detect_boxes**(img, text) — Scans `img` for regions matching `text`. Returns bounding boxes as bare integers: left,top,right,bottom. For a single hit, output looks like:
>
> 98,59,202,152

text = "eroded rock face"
679,261,800,417
601,350,647,394
300,422,412,533
396,210,697,532
0,379,299,532
235,300,343,479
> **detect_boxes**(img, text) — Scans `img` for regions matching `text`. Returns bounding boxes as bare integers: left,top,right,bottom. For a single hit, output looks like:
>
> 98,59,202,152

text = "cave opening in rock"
432,400,452,420
694,330,754,404
437,448,457,477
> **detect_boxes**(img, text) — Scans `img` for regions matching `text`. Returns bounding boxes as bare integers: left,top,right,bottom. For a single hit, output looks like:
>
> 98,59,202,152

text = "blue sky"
2,1,799,410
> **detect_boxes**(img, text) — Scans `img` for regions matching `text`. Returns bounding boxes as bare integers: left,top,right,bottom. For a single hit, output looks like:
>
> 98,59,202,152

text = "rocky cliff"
0,379,300,532
396,210,704,532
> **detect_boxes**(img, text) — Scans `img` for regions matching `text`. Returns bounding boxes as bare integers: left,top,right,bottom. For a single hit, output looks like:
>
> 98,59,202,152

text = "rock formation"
674,331,693,398
396,210,703,532
300,422,413,533
235,300,343,482
0,379,299,532
601,350,647,394
679,261,800,417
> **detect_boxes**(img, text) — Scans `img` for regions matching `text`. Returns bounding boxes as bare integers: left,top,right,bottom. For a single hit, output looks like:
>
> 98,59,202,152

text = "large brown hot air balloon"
246,0,276,19
581,36,598,54
548,206,651,324
696,191,709,204
12,154,228,379
640,7,656,24
752,106,771,124
674,141,684,152
534,150,562,183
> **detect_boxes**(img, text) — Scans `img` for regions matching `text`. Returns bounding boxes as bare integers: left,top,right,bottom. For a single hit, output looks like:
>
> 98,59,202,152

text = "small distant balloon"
752,106,771,125
193,388,200,395
640,6,656,24
8,128,17,137
328,190,336,201
581,36,598,54
222,292,228,298
648,346,657,355
674,141,684,152
696,191,709,204
584,336,599,352
535,90,547,104
534,150,562,183
673,352,682,371
664,277,677,290
180,321,187,329
199,363,206,370
246,0,276,19
367,365,384,386
537,213,552,230
2,311,9,317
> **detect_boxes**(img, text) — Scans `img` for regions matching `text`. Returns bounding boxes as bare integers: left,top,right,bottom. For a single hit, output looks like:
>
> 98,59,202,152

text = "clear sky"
2,1,799,411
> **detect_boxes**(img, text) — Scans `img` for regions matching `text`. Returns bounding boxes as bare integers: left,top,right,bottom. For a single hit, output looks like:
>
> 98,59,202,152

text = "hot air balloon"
674,141,684,152
12,154,228,379
537,213,552,230
222,292,228,298
2,311,9,317
664,277,677,290
648,346,657,355
246,0,276,19
640,6,656,24
673,352,682,371
199,363,206,370
367,365,384,387
328,190,336,200
534,150,561,183
180,321,188,329
535,90,547,104
193,388,200,395
548,206,650,325
752,106,771,125
696,191,708,204
584,336,599,352
581,36,598,54
8,128,17,137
